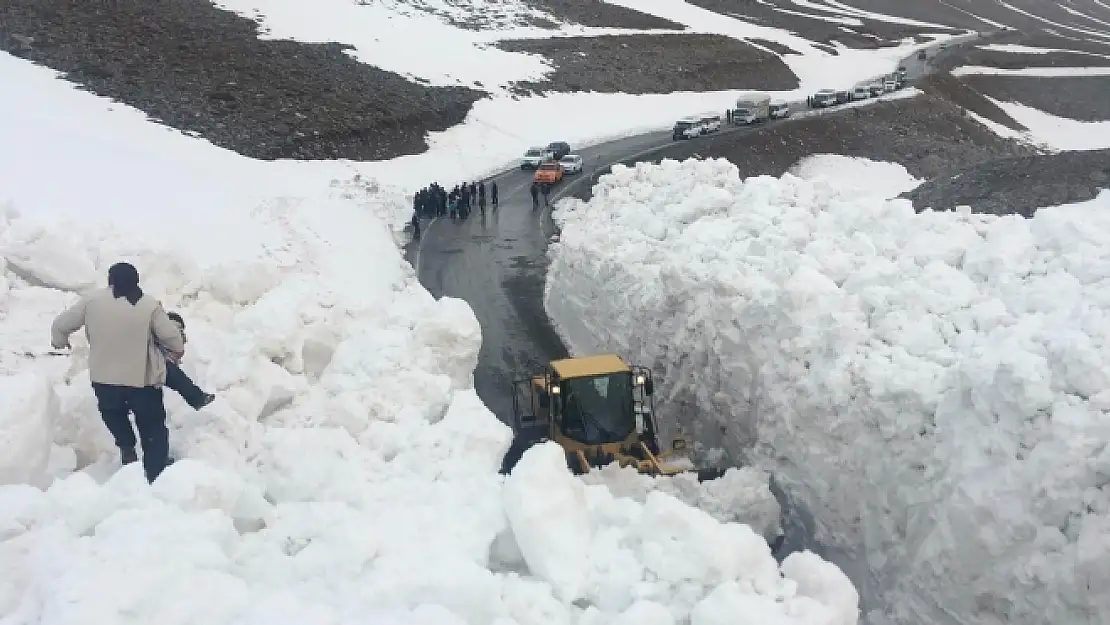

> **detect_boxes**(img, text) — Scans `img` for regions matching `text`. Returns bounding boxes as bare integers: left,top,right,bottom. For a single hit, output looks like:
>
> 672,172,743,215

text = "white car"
672,117,704,140
769,100,790,118
699,115,723,133
521,146,547,170
852,86,870,100
559,154,584,174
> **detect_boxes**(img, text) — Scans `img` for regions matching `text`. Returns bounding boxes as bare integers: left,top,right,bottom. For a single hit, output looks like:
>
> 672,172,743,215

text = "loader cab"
508,354,668,466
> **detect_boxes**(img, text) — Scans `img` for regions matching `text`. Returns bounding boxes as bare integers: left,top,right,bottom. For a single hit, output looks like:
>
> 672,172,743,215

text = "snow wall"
0,51,857,625
546,156,1110,625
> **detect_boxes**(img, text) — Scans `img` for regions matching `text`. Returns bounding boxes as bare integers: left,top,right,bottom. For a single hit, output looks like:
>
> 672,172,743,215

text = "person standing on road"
478,181,486,215
51,262,184,483
541,182,552,208
491,181,499,208
530,182,540,209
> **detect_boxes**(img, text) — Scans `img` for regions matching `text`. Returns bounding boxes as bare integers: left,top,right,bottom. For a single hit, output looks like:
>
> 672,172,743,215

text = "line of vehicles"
521,141,584,185
520,67,911,177
669,66,909,140
671,94,790,140
808,67,908,108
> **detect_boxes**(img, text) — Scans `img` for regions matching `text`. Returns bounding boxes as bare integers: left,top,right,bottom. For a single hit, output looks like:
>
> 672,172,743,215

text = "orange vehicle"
533,160,564,185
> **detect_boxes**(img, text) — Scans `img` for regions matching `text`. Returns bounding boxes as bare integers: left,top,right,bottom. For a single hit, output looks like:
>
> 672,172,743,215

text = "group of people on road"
529,181,553,210
411,180,499,236
51,262,216,484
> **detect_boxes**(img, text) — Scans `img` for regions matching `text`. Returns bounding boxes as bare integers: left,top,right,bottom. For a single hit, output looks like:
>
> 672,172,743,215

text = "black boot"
121,447,138,465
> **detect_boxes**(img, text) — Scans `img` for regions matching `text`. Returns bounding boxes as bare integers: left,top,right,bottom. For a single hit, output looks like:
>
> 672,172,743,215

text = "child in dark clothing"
161,312,215,409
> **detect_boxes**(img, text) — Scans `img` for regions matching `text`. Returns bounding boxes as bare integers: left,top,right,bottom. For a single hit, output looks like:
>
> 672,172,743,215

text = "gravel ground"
949,48,1110,70
411,0,685,30
905,150,1110,217
963,75,1110,122
519,0,684,30
919,74,1026,131
0,0,482,161
498,34,798,94
683,0,962,49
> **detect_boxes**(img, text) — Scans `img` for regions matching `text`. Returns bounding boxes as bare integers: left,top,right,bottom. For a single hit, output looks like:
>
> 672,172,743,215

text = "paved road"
410,131,669,421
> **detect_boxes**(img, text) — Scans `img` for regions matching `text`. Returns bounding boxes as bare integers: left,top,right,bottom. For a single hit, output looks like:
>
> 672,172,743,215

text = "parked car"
559,154,584,174
883,80,898,93
769,100,790,118
521,147,547,170
811,89,837,108
852,86,870,100
546,141,572,160
672,117,703,140
700,114,723,133
534,161,564,185
868,83,884,97
835,90,852,105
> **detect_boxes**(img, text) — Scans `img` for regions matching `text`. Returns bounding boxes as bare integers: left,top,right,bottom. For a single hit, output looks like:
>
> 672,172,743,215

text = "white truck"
732,92,771,125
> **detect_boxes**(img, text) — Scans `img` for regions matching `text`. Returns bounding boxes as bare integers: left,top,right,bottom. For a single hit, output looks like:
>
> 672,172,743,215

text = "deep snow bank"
546,156,1110,625
0,51,857,624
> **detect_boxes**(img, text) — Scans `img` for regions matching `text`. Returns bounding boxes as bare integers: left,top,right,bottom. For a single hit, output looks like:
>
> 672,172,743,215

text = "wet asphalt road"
410,131,670,421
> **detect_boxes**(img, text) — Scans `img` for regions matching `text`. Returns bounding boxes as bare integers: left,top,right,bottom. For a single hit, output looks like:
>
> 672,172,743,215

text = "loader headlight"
550,385,560,395
635,375,646,386
672,439,686,451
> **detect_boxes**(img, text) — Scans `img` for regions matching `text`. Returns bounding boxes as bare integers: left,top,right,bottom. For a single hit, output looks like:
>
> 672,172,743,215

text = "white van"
769,100,790,119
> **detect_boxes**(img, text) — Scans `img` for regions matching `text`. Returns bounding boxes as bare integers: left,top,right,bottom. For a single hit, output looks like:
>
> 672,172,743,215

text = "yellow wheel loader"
499,353,725,482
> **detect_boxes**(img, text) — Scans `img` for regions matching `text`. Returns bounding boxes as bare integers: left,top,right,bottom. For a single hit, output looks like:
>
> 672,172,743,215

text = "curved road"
411,130,671,420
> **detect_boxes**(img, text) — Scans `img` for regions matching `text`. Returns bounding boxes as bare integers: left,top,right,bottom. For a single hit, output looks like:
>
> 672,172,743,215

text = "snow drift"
0,51,857,624
546,156,1110,625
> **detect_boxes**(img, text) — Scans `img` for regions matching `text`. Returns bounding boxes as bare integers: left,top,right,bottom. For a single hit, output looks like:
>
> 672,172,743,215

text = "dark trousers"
92,383,170,483
165,361,207,408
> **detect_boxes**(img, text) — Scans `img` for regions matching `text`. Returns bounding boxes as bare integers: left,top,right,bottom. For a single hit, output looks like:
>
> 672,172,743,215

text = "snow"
978,43,1110,58
546,156,1110,625
951,64,1110,76
985,96,1110,151
0,50,857,625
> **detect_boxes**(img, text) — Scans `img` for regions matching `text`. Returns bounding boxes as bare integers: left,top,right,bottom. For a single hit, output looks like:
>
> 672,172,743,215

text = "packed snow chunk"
580,464,782,541
0,221,98,292
201,260,281,305
637,490,779,590
413,295,483,391
503,442,591,602
790,154,922,199
547,156,1110,625
613,600,676,625
150,459,271,532
0,373,59,487
781,551,860,625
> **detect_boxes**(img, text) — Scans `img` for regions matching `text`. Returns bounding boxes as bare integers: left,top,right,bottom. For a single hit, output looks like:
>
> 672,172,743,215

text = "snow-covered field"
546,156,1110,625
0,47,861,625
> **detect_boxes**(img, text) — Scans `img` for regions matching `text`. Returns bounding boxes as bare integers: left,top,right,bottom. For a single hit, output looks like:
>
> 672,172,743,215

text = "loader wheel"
696,467,726,482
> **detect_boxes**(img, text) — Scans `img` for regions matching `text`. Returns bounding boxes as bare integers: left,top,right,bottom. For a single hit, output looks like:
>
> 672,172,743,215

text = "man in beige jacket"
51,262,184,483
